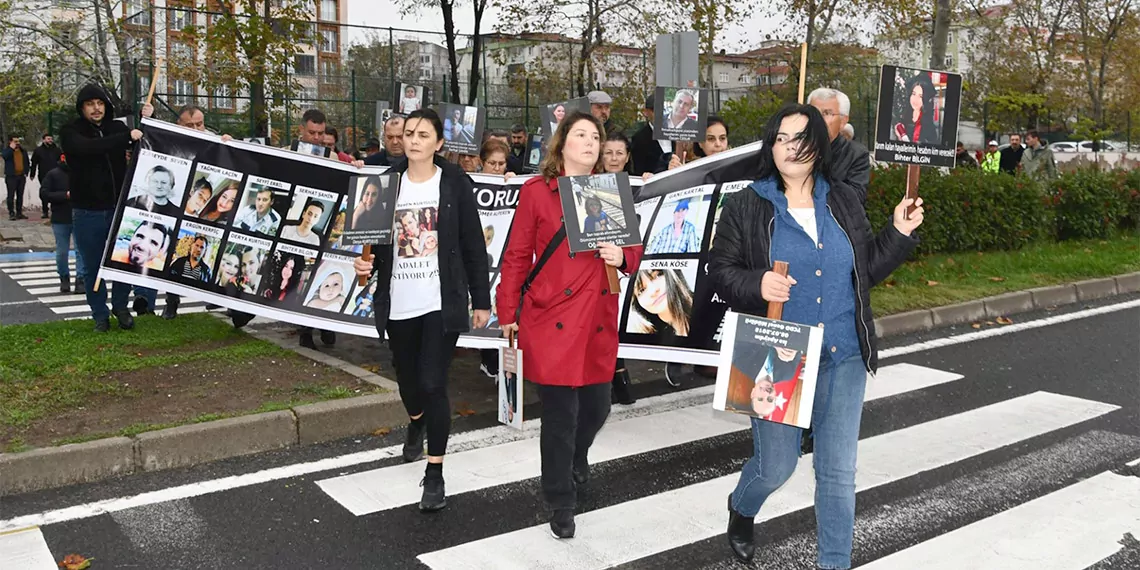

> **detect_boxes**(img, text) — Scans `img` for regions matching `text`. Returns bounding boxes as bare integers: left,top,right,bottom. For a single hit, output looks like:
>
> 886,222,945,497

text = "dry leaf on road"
371,427,391,437
926,280,940,287
988,277,1006,282
995,316,1014,325
59,554,93,570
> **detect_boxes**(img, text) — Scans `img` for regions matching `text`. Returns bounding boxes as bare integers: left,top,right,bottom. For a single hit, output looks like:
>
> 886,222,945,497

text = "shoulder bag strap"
516,225,566,322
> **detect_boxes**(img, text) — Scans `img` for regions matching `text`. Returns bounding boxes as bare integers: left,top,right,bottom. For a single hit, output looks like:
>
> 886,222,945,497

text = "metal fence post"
388,27,395,103
525,76,530,131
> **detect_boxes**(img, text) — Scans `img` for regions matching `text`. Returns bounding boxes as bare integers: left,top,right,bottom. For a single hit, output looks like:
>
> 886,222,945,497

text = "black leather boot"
611,367,636,405
727,494,755,562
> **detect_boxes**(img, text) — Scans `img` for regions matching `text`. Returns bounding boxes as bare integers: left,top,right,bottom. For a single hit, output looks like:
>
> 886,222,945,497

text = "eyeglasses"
818,110,847,119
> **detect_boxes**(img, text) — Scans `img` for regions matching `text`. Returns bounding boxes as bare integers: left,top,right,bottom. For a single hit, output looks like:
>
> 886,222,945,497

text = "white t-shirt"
389,167,443,321
788,207,818,243
280,224,321,246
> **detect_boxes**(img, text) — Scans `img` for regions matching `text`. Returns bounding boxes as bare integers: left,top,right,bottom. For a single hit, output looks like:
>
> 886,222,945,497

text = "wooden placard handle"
905,164,920,219
766,260,790,320
145,59,163,107
605,263,620,295
507,328,516,349
358,244,372,286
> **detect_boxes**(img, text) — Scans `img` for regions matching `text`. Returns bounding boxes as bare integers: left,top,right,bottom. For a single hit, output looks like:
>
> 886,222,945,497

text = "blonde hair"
539,111,606,180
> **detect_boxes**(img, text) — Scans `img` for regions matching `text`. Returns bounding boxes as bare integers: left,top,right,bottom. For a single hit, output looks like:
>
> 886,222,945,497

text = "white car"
1049,141,1079,153
1077,140,1118,152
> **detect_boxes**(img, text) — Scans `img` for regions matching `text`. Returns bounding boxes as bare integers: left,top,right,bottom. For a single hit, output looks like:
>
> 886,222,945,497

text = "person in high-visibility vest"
981,140,1001,173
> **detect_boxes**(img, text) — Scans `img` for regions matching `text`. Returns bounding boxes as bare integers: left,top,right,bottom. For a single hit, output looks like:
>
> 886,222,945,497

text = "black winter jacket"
830,136,871,204
370,155,491,336
31,143,63,181
41,163,73,224
59,84,132,211
707,178,918,373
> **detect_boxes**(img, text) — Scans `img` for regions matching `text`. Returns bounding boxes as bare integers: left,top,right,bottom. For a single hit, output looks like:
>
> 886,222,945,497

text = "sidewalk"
0,178,55,249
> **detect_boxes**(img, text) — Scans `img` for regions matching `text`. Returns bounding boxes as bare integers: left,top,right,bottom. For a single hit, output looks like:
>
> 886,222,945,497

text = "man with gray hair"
808,87,870,203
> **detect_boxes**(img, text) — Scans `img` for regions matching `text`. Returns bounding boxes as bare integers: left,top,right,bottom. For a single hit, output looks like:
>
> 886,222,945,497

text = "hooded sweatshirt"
59,84,132,210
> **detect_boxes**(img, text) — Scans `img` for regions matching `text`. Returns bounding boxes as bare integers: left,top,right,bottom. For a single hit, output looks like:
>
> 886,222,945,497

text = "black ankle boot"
726,495,755,562
402,418,426,463
59,276,70,293
611,368,635,405
419,464,446,512
320,329,337,346
299,329,317,349
549,509,575,539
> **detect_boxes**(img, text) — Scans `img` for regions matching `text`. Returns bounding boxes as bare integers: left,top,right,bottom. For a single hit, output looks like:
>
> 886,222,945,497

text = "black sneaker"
320,329,336,346
74,279,85,295
402,420,426,463
161,306,178,320
479,363,497,379
299,331,317,350
229,310,255,329
549,509,575,539
665,363,685,388
419,473,447,512
94,319,110,333
59,277,70,293
611,368,635,405
112,308,134,330
132,296,152,316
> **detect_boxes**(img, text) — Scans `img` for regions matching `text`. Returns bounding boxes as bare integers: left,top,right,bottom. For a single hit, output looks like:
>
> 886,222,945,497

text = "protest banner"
98,119,763,365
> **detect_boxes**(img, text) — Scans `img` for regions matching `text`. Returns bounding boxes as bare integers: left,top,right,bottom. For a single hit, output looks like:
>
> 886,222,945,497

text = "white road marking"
0,527,56,570
859,468,1140,570
416,392,1120,569
317,364,964,516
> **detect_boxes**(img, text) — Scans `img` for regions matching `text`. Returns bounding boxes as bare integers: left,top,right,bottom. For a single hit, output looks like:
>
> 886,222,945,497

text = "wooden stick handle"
766,260,789,320
797,43,808,104
145,59,163,106
905,164,920,219
605,264,620,295
358,245,372,286
507,328,516,349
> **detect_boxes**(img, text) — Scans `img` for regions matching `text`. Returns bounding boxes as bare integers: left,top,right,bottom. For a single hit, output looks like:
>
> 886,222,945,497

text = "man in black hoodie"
31,134,63,218
60,83,144,332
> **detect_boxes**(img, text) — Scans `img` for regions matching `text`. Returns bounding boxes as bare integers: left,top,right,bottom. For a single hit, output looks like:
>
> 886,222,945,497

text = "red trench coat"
496,175,643,387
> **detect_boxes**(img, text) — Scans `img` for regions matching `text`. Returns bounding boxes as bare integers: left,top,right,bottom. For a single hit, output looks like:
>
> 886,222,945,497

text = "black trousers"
386,311,459,457
5,175,25,216
538,382,611,510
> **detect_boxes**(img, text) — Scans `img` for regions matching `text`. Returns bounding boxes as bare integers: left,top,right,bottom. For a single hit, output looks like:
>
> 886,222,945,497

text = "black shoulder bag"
516,226,566,322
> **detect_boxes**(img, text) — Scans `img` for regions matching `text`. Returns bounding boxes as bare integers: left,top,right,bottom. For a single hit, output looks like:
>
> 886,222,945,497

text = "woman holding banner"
708,103,924,568
352,108,490,514
495,110,643,540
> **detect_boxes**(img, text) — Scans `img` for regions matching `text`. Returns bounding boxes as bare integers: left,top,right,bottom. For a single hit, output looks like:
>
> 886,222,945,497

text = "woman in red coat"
496,111,643,539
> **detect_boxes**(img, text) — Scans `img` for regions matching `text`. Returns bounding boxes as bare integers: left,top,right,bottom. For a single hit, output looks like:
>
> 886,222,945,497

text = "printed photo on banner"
713,312,823,429
526,134,545,172
258,244,317,305
124,149,192,218
394,205,438,259
467,273,501,336
498,344,523,429
345,273,379,319
342,173,399,246
707,182,747,248
168,221,224,286
233,176,290,236
635,196,661,241
290,139,331,159
625,259,698,341
439,103,485,155
110,209,176,274
480,209,514,269
645,189,713,255
558,172,641,253
653,86,708,143
280,186,338,248
215,235,271,294
397,83,424,114
873,65,962,168
304,255,356,313
540,97,590,138
185,163,242,221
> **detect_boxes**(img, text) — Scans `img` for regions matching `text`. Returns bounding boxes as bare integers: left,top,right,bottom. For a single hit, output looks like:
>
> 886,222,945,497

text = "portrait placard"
498,345,523,430
653,86,708,143
557,172,641,253
341,173,400,246
438,103,485,156
713,312,823,429
539,97,590,138
873,65,963,168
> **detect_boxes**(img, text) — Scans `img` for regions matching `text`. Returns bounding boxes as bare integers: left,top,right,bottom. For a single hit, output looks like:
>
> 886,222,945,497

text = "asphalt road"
1,296,1137,569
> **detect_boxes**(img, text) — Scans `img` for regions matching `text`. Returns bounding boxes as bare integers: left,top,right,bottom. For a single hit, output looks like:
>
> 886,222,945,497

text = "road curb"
3,273,1137,496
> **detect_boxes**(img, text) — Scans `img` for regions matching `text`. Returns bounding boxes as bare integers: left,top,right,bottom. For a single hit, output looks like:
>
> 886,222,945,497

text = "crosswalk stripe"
859,468,1140,570
27,286,81,295
317,363,967,517
63,305,211,320
16,278,70,287
50,298,206,315
0,527,56,570
0,260,68,269
416,392,1120,570
2,265,75,276
4,271,67,280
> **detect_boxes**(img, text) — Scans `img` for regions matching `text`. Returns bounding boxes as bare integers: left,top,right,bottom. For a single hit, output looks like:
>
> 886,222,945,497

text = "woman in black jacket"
353,108,490,513
41,156,86,293
709,104,924,568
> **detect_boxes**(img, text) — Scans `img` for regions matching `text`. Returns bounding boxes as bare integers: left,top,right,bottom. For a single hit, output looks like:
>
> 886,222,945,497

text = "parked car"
1049,141,1079,153
1077,140,1118,152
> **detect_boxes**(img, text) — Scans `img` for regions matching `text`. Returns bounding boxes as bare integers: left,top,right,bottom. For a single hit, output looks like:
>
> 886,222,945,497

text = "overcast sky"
345,1,787,52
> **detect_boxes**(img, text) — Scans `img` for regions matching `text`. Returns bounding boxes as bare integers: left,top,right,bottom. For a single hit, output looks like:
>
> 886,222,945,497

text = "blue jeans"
50,223,87,281
730,353,867,570
72,208,130,321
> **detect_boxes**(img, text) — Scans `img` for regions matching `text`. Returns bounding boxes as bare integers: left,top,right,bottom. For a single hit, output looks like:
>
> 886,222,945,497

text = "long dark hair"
261,251,305,299
757,103,832,189
902,73,938,144
631,269,693,336
407,108,444,141
200,183,239,223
